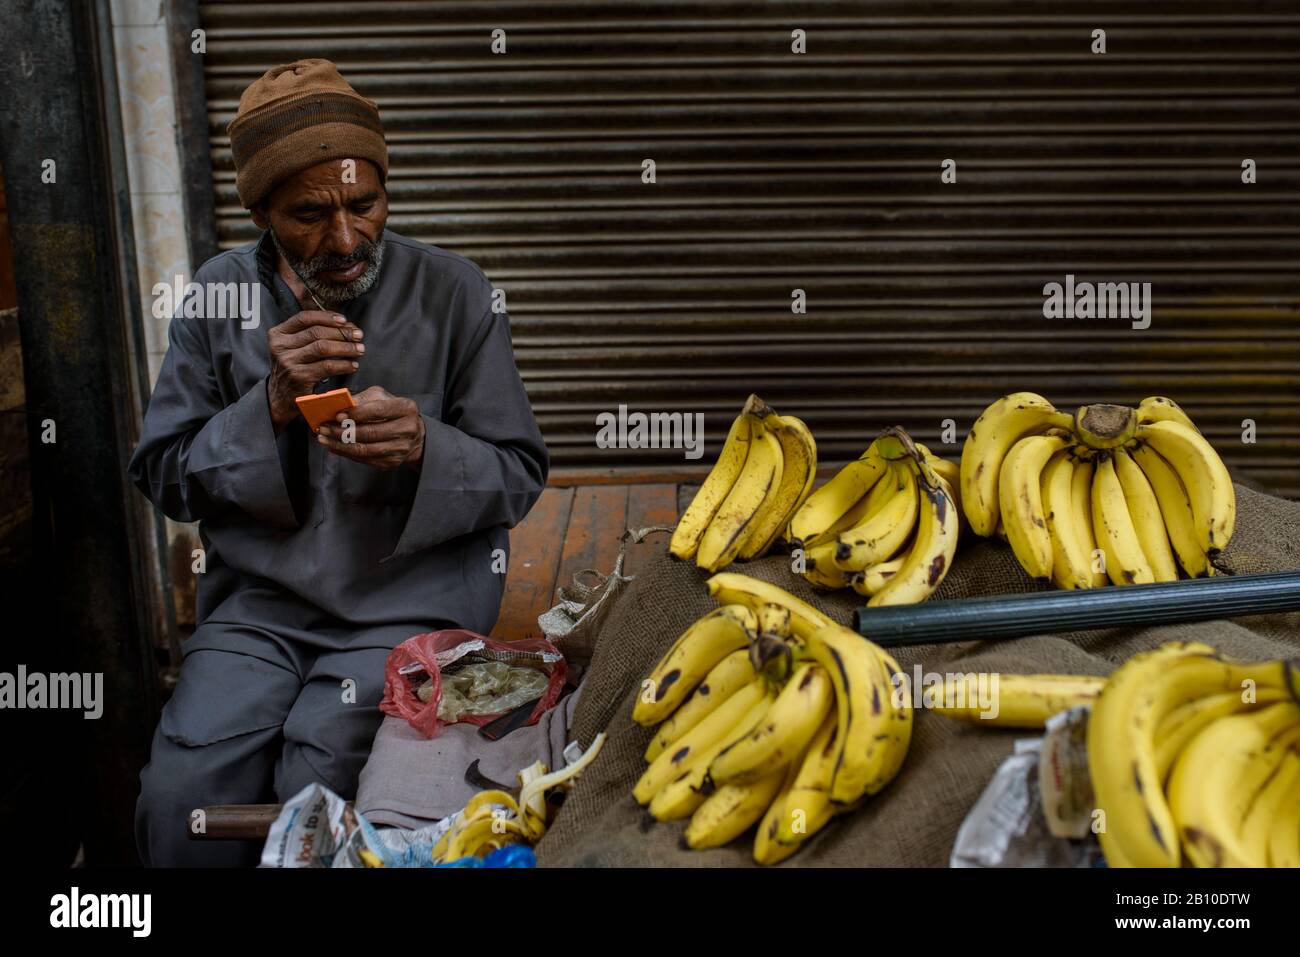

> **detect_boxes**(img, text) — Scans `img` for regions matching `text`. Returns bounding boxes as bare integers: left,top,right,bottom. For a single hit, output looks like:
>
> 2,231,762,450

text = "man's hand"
266,310,365,430
316,386,426,471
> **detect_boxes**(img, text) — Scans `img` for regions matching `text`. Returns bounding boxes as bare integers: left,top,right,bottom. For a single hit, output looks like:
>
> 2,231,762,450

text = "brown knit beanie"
228,59,388,209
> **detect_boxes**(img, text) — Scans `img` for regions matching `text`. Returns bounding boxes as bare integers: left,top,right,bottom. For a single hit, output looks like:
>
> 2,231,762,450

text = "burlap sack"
535,484,1300,867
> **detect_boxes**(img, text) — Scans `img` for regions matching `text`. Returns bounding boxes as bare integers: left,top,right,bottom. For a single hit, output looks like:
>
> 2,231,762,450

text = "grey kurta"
129,229,547,865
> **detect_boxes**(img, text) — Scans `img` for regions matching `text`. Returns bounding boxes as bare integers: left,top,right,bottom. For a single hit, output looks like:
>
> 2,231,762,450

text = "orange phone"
295,387,355,431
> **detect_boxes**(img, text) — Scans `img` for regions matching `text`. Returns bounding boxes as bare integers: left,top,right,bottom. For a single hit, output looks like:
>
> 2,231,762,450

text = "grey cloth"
135,622,394,867
129,230,548,866
356,686,582,829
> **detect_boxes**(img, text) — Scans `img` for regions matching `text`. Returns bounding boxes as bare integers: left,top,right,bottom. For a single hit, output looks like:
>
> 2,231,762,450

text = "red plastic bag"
380,629,568,739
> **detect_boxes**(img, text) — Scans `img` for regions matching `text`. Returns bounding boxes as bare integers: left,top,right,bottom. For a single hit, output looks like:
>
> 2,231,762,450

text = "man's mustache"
296,242,376,279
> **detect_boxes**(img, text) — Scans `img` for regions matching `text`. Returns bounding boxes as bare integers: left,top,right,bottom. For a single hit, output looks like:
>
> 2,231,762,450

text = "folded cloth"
355,686,582,829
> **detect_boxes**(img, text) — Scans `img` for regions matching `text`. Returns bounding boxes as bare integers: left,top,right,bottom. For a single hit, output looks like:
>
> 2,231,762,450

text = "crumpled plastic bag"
380,629,567,739
419,660,551,723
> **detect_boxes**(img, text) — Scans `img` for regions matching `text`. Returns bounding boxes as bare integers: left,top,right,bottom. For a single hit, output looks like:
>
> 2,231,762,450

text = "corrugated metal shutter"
198,0,1300,496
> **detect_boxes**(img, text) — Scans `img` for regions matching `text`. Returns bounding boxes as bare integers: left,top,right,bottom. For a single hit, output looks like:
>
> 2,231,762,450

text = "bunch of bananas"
1088,642,1300,868
670,395,817,572
430,734,606,863
960,393,1235,588
787,426,961,605
631,573,912,864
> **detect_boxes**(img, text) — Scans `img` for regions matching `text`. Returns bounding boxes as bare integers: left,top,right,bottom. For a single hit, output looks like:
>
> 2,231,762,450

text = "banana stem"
1075,404,1138,450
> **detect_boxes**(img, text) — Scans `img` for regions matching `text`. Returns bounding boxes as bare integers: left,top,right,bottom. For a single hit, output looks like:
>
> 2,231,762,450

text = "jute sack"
535,484,1300,867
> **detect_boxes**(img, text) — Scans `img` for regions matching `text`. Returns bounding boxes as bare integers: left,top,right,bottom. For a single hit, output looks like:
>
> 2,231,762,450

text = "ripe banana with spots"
636,575,913,864
999,432,1071,581
960,392,1073,536
644,648,755,762
1113,447,1179,582
1166,702,1300,868
925,673,1105,728
788,448,887,546
708,662,835,785
960,394,1235,588
632,603,756,726
1092,455,1155,586
867,465,959,607
1086,642,1300,868
1137,418,1235,558
741,412,817,559
671,394,820,571
697,409,784,572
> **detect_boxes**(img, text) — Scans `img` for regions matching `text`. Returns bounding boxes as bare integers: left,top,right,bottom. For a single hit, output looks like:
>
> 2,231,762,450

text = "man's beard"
270,230,385,305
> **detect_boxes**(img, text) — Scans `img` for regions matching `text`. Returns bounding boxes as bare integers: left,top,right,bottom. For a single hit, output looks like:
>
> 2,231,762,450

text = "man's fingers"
345,396,413,424
316,434,407,463
275,310,349,335
275,322,364,350
317,419,414,444
289,358,361,386
284,337,365,365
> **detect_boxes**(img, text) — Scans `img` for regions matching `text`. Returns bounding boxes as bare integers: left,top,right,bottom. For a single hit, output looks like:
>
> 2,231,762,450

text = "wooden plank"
552,485,628,605
623,483,678,578
498,486,575,641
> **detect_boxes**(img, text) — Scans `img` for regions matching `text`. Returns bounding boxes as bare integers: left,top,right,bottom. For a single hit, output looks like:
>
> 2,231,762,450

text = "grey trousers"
135,621,403,867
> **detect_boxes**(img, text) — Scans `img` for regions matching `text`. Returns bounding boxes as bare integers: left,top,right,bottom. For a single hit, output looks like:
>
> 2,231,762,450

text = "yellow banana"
634,677,769,804
1155,687,1286,783
1087,643,1299,867
671,412,750,560
644,648,754,762
799,623,893,803
960,392,1073,536
773,713,839,845
684,767,788,849
706,572,833,641
1091,455,1155,586
788,453,887,546
709,662,835,786
1068,456,1109,587
1114,448,1179,582
649,691,775,820
802,540,854,589
1137,395,1200,433
863,647,913,795
1137,419,1235,557
1267,756,1300,866
832,461,918,571
1041,449,1094,589
741,411,818,559
925,673,1105,727
1167,702,1300,868
697,411,784,571
849,556,907,597
633,603,756,725
753,752,806,865
1000,433,1071,581
868,472,959,606
1242,749,1300,866
1130,442,1210,578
